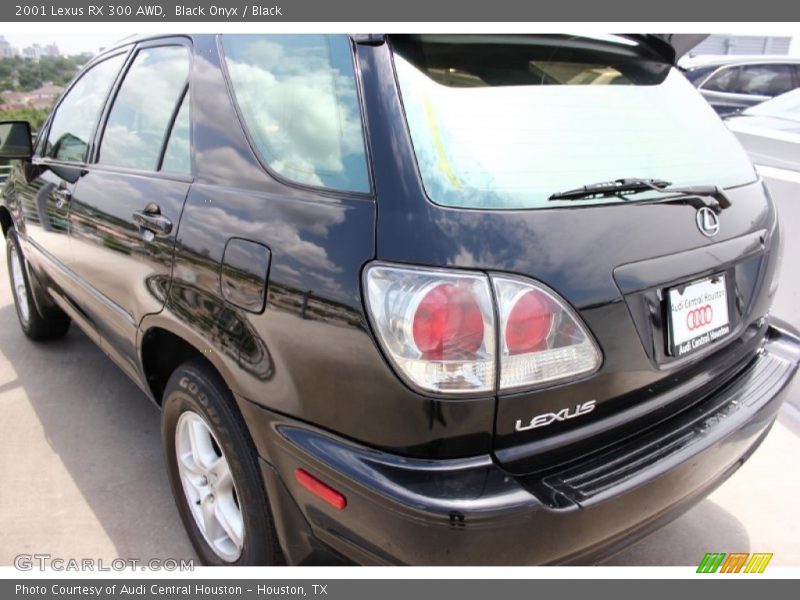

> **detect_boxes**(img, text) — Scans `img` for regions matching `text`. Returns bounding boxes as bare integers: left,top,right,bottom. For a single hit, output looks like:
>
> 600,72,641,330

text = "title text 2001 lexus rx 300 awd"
1,34,798,565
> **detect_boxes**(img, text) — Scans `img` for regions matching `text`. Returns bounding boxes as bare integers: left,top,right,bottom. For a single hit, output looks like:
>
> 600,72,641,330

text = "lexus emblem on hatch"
696,207,720,237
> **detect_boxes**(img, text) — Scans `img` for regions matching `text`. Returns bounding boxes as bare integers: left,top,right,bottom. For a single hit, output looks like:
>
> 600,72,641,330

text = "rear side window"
682,66,715,86
732,64,795,97
221,34,370,193
392,35,756,210
45,54,125,162
99,45,190,171
702,66,739,92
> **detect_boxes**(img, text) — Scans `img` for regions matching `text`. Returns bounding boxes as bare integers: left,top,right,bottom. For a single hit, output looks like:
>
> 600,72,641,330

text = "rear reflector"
294,468,347,510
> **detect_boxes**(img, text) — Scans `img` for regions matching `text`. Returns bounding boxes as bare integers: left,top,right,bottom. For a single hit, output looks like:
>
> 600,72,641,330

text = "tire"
161,359,283,565
6,229,70,341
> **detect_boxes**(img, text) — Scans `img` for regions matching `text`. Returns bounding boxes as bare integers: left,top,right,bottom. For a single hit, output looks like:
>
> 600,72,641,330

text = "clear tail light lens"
364,263,601,395
364,265,495,394
492,276,602,390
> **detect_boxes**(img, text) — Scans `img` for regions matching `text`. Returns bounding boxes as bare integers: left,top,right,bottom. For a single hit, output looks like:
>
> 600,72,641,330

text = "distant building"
0,83,64,110
0,36,13,59
22,44,42,61
689,34,792,56
9,42,62,61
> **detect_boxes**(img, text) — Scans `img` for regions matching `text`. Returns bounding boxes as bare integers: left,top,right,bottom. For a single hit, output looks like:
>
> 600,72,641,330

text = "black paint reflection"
169,276,274,381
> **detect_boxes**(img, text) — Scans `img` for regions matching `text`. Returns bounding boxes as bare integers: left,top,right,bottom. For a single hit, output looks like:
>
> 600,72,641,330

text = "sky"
0,33,127,55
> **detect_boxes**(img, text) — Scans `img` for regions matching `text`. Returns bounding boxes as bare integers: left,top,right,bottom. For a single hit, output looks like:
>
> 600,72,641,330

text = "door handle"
133,204,172,236
54,186,72,209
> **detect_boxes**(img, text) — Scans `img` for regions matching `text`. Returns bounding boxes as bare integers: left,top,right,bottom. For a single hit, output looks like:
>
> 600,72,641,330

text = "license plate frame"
666,274,731,357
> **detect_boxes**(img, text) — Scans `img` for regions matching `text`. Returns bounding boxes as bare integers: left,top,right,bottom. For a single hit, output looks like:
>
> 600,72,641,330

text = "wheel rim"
175,411,244,562
9,244,30,324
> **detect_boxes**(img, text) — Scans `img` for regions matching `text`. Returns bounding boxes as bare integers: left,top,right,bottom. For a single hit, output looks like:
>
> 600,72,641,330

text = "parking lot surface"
0,191,798,567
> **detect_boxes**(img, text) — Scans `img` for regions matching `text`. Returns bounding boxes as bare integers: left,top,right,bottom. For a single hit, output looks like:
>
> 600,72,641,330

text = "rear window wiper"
548,178,731,211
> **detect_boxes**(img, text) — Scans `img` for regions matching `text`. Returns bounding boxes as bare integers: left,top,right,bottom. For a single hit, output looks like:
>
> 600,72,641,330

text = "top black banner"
3,0,800,21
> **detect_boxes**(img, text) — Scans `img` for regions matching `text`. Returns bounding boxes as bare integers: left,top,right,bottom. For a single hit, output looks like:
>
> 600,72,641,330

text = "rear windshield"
392,35,757,210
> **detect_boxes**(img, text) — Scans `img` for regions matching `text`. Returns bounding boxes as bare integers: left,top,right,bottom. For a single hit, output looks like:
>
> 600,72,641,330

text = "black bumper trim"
542,331,796,505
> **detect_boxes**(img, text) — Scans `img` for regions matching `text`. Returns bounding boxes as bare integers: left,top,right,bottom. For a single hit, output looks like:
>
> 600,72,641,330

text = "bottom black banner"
2,579,791,600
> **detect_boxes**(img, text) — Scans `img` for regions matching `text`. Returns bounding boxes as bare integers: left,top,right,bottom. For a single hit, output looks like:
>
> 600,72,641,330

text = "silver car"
726,88,800,202
681,55,800,115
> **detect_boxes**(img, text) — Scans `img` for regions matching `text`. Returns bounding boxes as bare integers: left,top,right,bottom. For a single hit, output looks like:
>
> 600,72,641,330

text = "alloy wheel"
175,411,244,562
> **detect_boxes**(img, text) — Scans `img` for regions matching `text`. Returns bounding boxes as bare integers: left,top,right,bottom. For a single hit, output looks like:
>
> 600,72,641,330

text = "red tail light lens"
505,290,553,354
412,283,485,360
295,468,347,510
493,276,602,390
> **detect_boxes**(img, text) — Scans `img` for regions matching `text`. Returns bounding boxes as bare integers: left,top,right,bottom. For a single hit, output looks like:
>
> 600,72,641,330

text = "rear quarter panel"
142,35,496,459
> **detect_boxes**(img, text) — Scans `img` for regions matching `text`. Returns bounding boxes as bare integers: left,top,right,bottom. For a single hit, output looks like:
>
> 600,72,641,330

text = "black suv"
1,34,798,566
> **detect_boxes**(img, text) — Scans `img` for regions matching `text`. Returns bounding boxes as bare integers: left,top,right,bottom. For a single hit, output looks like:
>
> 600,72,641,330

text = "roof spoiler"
625,34,709,65
351,34,709,65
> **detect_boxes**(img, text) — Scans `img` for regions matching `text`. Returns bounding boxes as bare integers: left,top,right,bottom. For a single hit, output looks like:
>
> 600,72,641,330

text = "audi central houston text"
0,33,797,565
15,585,260,596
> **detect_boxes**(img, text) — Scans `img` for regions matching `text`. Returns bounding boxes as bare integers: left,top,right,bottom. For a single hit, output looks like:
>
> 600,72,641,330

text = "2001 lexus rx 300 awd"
0,33,798,565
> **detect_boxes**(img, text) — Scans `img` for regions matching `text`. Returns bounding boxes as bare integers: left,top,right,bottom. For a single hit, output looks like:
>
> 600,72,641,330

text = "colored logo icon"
697,552,773,573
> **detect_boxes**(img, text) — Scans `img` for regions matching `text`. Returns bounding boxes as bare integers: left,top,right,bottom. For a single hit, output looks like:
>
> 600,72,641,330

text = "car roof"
680,54,800,70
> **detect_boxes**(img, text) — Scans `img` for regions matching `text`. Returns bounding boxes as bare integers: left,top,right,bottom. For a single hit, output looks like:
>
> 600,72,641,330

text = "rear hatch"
373,34,781,473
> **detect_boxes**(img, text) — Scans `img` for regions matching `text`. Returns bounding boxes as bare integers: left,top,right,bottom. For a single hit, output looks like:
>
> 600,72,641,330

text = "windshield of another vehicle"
744,88,800,122
392,35,757,210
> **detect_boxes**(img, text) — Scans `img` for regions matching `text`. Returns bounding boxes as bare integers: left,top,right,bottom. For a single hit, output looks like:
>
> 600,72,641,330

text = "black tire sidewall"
6,230,34,334
161,360,278,566
5,229,70,341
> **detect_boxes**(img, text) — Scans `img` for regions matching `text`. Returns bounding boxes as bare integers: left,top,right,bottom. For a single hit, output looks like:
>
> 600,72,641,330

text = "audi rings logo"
687,305,713,330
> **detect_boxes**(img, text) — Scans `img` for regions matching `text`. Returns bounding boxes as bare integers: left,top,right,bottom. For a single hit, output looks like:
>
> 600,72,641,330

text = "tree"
0,54,86,92
0,106,50,130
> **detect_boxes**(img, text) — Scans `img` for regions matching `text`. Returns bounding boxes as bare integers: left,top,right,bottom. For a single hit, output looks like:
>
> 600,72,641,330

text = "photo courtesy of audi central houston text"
0,33,798,566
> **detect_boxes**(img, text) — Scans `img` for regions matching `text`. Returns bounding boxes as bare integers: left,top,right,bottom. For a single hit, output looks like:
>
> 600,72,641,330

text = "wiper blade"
548,178,731,211
548,178,671,200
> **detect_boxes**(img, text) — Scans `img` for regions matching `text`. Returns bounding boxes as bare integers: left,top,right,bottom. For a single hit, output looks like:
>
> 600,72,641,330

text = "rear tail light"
363,265,495,394
492,276,602,390
364,263,601,395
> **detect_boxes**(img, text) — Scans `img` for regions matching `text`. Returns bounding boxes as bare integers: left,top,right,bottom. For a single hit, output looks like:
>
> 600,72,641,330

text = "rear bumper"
240,321,800,565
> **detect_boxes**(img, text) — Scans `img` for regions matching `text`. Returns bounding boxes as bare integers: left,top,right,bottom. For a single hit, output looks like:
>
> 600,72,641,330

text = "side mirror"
0,121,33,160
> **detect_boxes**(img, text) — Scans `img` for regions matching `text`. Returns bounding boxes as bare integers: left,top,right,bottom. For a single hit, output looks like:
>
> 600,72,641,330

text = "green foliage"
0,54,89,92
0,54,84,130
0,105,50,130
